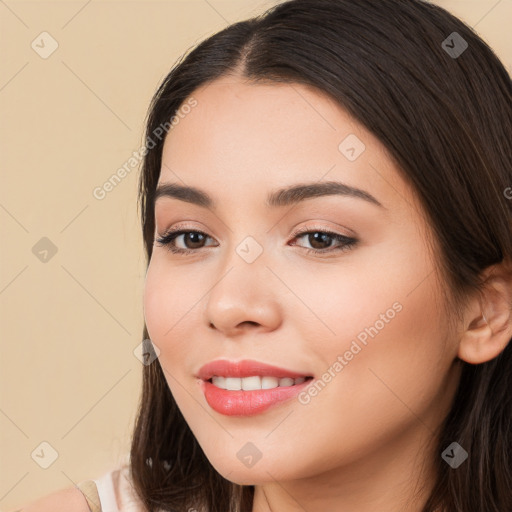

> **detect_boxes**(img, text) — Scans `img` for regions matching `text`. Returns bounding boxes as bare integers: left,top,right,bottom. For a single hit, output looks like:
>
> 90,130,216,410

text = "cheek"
313,229,444,370
289,245,449,427
143,257,200,357
302,271,447,429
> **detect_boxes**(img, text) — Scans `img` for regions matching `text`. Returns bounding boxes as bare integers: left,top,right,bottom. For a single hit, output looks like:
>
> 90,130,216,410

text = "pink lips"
196,359,313,416
196,359,311,380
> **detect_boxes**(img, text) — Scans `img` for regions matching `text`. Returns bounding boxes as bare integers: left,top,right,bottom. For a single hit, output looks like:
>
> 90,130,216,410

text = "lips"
195,359,314,416
196,359,313,381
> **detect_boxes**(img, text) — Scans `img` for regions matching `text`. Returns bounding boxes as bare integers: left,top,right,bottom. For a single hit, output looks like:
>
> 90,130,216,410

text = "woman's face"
143,76,462,487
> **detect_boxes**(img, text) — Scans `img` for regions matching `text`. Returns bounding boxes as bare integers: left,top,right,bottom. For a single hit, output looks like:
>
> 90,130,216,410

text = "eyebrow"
154,180,385,210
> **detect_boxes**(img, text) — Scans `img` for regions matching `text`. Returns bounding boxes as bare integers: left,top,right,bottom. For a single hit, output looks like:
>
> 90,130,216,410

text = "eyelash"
154,226,358,257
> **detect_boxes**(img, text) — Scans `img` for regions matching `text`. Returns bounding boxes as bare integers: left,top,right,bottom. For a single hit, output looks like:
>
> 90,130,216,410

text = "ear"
458,262,512,364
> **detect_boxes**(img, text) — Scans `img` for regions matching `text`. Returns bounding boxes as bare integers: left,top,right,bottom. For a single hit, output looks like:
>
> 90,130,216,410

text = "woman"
16,0,512,510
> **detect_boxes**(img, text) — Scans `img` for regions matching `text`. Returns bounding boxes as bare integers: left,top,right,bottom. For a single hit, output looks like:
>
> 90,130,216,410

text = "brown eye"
306,232,335,250
291,228,358,256
155,230,215,255
179,232,208,249
155,227,357,257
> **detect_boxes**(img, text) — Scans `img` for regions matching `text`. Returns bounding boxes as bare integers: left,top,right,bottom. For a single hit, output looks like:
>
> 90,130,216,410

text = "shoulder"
8,486,91,512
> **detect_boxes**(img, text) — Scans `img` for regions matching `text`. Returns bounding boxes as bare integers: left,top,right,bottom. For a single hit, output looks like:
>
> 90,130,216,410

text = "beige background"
0,0,510,509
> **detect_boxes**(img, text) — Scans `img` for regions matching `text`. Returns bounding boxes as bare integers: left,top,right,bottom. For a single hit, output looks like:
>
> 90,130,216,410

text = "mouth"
196,359,315,416
205,375,314,391
196,358,313,381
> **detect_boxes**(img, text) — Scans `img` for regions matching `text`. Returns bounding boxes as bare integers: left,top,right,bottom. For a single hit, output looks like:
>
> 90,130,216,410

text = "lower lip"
200,378,313,416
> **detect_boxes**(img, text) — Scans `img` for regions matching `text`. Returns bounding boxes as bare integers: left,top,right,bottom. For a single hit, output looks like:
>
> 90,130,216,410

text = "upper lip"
196,359,313,380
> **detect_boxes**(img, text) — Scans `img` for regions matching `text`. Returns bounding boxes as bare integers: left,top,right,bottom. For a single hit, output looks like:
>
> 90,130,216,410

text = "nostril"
241,321,259,327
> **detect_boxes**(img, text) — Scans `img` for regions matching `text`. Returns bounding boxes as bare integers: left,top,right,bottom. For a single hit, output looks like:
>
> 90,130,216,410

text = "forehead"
158,76,419,219
163,76,361,165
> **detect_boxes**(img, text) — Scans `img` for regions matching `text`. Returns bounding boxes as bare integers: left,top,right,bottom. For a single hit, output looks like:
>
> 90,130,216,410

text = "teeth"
242,376,261,391
225,377,241,391
262,376,279,389
211,375,308,391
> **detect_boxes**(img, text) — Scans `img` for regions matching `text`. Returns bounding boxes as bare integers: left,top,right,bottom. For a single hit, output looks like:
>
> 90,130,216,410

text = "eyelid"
155,221,358,258
156,222,354,238
290,222,354,238
157,220,354,239
155,220,209,238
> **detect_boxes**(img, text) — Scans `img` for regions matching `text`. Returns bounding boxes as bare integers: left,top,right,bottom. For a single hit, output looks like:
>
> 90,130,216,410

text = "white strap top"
77,464,147,512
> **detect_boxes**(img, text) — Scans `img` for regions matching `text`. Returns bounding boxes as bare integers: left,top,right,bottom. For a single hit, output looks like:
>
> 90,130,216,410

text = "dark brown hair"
130,1,512,510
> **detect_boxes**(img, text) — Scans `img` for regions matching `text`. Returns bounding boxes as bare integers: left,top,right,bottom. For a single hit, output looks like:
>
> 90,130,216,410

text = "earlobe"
457,270,512,365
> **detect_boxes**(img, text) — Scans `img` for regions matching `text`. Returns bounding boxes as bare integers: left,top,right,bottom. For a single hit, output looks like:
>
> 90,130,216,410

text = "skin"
143,75,510,512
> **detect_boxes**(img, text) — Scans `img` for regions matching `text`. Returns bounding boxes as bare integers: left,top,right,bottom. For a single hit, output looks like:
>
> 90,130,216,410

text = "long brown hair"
130,1,512,510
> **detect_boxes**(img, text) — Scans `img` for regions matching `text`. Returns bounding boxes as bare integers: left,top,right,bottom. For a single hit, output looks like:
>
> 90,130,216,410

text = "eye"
154,226,358,256
154,229,216,255
290,227,357,256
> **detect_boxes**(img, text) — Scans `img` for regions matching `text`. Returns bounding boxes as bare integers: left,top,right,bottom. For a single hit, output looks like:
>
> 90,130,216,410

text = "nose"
203,256,282,337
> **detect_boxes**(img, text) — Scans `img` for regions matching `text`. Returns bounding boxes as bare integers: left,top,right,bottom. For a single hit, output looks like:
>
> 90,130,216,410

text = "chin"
220,470,274,486
209,456,297,486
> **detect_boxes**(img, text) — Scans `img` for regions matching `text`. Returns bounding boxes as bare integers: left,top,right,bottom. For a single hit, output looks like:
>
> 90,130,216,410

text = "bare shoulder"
8,486,91,512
